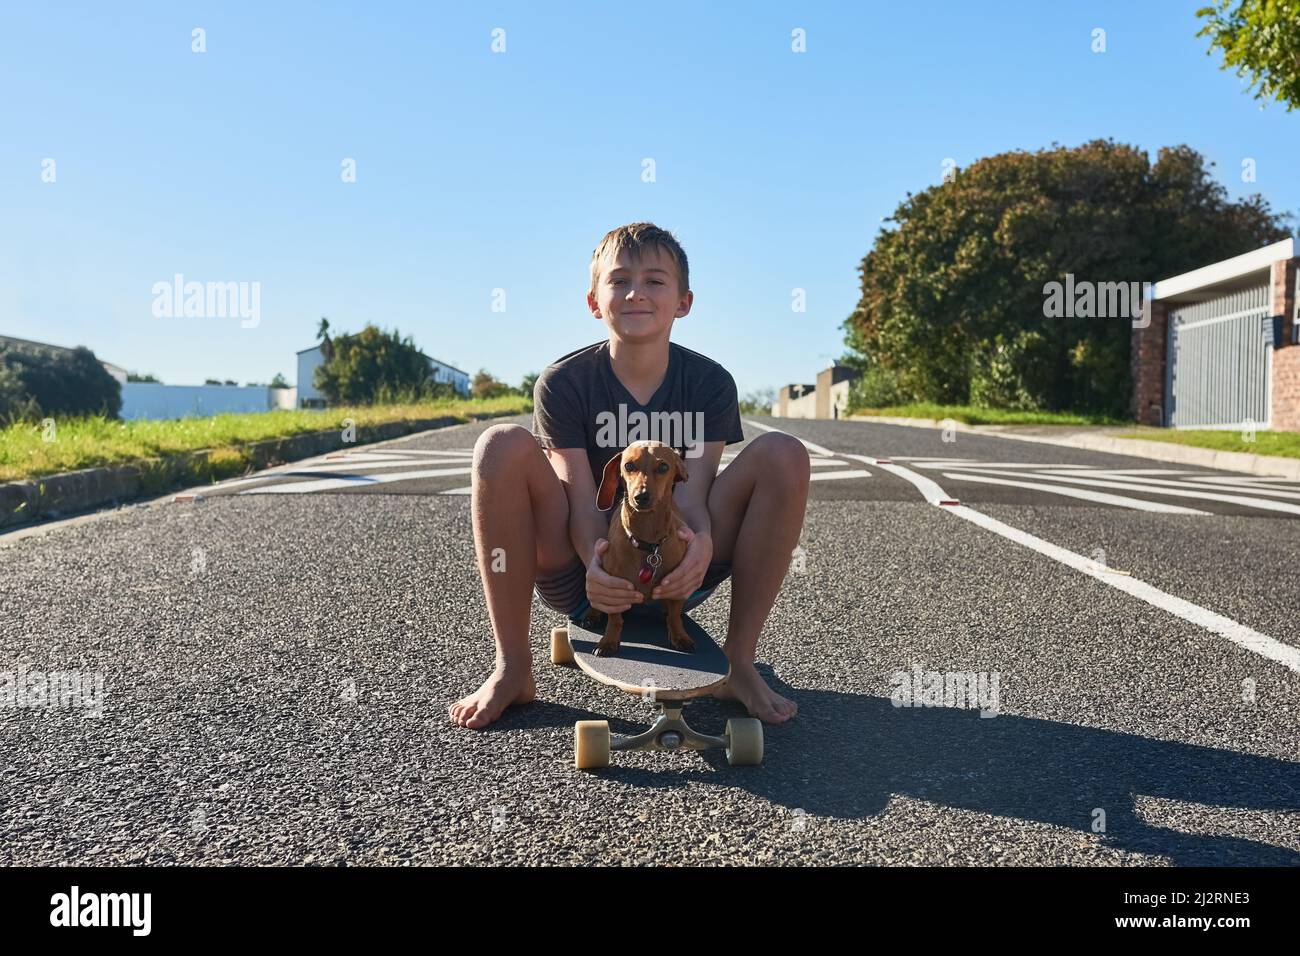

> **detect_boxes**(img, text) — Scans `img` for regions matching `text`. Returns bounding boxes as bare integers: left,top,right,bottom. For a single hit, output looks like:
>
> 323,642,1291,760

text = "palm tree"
316,317,333,361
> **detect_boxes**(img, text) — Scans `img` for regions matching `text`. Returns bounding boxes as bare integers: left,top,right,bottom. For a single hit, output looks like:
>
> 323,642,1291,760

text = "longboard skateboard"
551,605,763,770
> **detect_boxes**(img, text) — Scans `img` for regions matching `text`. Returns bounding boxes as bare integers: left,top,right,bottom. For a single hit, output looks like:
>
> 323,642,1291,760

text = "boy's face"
588,246,693,344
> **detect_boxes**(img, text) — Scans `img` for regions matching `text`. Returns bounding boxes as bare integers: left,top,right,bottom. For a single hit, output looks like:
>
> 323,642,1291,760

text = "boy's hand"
586,538,644,613
652,527,711,601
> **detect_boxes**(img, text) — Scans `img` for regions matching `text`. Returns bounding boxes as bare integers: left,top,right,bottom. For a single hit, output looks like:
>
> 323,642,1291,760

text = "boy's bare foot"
712,660,797,724
449,666,537,729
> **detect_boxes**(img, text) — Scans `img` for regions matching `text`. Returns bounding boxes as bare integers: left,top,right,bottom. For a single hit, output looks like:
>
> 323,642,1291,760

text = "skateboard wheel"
574,720,610,770
724,718,763,766
550,627,574,666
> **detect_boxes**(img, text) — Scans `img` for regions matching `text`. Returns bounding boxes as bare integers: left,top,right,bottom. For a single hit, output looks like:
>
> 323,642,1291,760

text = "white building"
119,382,294,420
296,341,470,407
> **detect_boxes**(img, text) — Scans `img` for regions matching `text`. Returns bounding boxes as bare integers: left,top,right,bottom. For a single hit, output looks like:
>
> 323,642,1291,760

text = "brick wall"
1130,299,1168,426
1271,258,1300,432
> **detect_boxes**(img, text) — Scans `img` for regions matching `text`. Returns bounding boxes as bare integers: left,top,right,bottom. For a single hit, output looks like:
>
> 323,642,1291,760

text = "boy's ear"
596,452,624,511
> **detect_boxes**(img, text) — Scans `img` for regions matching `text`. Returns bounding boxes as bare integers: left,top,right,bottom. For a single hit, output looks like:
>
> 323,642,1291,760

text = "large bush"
849,364,906,408
843,140,1291,415
0,342,122,420
314,325,436,405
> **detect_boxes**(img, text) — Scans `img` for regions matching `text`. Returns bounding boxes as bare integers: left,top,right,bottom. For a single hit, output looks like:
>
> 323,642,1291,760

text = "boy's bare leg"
449,424,573,729
704,432,810,723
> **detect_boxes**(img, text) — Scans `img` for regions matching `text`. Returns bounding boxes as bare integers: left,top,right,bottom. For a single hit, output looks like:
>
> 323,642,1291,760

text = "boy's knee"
755,432,810,483
473,423,538,473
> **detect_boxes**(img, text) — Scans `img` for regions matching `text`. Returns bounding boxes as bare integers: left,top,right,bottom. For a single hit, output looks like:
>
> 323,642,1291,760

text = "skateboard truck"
605,701,728,753
552,615,764,770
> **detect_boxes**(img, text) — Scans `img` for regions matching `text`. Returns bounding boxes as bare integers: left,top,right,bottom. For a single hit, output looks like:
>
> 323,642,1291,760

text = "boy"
449,223,809,729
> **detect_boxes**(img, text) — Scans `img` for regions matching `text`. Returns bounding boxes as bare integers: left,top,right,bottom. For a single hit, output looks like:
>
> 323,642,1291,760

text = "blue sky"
2,1,1297,398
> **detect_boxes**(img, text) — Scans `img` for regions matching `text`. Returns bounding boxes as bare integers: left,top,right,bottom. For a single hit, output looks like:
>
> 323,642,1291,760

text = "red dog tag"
638,562,654,584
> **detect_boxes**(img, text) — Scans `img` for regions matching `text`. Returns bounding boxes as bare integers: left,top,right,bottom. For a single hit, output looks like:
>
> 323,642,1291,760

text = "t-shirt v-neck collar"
601,341,676,409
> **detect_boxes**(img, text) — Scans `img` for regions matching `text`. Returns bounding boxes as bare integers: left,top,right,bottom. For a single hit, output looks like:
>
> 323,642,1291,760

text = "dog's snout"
633,490,651,507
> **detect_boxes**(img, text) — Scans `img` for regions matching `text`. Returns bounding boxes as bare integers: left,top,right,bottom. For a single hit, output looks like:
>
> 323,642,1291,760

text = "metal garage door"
1167,285,1276,428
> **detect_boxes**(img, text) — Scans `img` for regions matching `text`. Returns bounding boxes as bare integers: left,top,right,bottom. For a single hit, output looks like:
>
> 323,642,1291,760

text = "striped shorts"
534,555,733,623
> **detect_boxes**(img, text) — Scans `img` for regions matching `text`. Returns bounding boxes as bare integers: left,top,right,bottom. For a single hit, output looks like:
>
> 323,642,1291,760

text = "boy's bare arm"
544,447,610,560
546,446,641,612
672,441,724,539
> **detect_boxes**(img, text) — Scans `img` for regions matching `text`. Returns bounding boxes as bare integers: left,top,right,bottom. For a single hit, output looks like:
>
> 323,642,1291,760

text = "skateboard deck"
551,607,763,769
565,607,729,700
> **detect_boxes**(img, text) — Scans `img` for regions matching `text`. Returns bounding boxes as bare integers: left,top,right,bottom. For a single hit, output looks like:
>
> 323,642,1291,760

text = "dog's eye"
624,461,635,472
656,462,668,473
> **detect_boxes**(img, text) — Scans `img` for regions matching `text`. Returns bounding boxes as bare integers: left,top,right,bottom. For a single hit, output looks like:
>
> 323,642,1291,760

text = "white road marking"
761,429,1300,674
840,454,947,503
948,467,1300,516
355,448,475,458
810,469,872,481
200,448,478,492
909,461,1059,470
950,503,1300,673
249,458,470,476
722,456,846,468
1189,476,1300,493
1034,470,1300,501
241,466,472,494
719,459,862,478
743,418,835,457
940,472,1210,514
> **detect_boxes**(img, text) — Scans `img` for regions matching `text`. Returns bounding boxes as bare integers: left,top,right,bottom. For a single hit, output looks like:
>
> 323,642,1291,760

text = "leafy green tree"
844,139,1290,414
127,372,161,383
314,324,432,405
520,372,540,399
472,369,510,399
270,372,289,388
1198,0,1300,110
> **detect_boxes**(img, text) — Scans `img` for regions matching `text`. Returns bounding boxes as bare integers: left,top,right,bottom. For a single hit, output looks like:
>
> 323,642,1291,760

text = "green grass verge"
847,403,1133,427
1110,427,1300,460
0,396,530,482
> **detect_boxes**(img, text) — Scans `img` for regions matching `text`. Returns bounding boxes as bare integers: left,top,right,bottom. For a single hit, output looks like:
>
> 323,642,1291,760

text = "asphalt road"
2,414,1298,865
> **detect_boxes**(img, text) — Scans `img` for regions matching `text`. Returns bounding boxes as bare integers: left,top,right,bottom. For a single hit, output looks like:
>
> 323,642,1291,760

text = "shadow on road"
500,669,1300,866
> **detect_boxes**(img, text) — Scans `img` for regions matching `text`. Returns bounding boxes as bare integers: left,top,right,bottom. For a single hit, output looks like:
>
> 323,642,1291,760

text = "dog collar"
627,529,665,584
627,531,667,554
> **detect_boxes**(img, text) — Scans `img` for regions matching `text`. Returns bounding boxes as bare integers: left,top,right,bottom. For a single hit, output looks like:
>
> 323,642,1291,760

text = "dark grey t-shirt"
532,339,746,493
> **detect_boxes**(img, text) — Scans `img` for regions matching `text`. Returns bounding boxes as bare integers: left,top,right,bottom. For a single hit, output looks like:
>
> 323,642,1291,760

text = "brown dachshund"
592,440,694,657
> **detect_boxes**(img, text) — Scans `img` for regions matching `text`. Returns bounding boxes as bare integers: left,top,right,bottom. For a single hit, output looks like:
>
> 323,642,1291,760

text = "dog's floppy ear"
672,450,689,485
596,451,624,511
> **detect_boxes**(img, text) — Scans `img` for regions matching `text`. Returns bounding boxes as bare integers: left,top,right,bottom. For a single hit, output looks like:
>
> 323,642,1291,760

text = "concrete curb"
845,415,1300,480
0,411,517,530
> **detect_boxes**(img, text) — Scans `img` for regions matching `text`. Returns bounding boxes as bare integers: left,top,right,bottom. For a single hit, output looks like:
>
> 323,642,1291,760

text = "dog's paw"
669,634,695,653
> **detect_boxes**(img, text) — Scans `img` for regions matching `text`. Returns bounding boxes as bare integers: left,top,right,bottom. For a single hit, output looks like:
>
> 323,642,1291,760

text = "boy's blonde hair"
588,222,690,299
